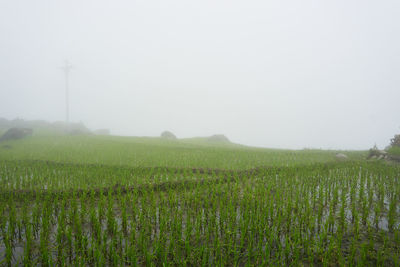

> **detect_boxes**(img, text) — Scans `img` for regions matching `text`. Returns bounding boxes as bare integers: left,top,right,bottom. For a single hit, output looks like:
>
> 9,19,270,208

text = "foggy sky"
1,0,399,149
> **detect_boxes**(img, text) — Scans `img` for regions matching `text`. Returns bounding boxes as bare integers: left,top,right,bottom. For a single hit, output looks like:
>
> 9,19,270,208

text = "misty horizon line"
0,116,387,151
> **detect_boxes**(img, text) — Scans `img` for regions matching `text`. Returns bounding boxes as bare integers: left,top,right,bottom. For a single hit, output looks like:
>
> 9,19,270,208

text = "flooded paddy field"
0,158,399,266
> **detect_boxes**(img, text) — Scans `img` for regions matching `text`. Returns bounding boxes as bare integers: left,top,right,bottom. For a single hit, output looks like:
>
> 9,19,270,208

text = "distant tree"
390,134,400,147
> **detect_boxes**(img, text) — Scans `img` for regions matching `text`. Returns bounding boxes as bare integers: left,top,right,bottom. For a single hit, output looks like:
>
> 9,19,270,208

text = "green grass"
0,134,366,169
388,146,400,156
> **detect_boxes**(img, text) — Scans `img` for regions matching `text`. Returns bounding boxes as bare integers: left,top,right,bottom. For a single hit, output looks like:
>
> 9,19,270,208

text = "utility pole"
60,60,73,131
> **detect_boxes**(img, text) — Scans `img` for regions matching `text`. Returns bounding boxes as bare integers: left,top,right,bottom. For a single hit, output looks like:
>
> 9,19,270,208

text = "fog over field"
0,0,399,149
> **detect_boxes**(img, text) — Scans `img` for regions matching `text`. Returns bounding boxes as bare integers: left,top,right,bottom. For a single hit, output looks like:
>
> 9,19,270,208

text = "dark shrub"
0,128,33,142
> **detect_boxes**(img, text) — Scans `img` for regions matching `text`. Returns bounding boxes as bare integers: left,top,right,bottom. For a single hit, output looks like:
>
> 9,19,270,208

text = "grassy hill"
0,134,366,169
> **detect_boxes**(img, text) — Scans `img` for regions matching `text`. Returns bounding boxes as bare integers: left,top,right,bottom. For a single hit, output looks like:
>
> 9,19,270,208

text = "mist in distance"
0,0,399,150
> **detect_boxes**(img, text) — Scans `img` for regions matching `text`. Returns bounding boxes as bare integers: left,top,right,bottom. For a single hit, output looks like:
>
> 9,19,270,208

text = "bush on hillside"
161,131,177,140
0,128,33,142
390,134,400,147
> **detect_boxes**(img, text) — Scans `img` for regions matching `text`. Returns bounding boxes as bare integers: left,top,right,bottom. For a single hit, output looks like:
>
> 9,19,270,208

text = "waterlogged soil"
0,190,398,265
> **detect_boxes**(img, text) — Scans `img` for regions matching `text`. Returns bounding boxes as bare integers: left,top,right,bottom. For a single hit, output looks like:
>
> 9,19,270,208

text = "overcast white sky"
0,0,399,149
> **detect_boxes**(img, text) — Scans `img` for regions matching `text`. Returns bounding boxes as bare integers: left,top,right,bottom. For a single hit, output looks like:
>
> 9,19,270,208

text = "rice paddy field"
0,135,399,266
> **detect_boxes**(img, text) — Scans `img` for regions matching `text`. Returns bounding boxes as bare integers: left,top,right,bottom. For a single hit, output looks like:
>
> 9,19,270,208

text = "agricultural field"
0,135,399,266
